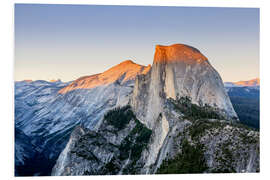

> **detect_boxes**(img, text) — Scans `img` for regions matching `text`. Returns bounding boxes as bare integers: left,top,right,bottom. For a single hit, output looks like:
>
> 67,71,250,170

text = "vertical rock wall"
131,44,238,173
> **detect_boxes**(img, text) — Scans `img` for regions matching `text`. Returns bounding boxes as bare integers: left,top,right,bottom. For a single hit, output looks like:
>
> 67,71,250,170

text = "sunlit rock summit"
132,44,237,128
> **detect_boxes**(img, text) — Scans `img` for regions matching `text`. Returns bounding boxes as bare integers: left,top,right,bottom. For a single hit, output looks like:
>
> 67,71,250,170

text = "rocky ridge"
58,60,151,94
51,105,152,175
15,61,150,176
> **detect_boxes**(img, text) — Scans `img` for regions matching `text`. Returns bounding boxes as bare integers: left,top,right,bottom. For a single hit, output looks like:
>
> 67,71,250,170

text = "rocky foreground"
52,100,259,175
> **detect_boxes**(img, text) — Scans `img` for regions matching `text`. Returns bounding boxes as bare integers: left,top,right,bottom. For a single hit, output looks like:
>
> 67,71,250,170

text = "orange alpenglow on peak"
58,60,151,94
119,60,135,64
154,44,208,64
234,78,260,86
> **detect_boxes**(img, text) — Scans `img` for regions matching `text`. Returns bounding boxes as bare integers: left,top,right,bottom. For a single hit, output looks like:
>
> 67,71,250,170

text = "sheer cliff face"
131,44,238,169
132,44,237,128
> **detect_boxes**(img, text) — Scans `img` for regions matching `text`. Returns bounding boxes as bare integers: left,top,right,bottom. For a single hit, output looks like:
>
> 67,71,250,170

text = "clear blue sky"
15,4,259,82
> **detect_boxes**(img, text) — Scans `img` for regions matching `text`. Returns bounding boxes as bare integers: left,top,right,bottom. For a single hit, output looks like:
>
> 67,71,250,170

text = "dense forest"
226,86,260,130
229,96,259,129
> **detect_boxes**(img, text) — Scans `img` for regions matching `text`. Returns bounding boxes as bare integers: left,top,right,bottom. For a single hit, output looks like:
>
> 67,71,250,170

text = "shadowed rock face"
51,106,152,176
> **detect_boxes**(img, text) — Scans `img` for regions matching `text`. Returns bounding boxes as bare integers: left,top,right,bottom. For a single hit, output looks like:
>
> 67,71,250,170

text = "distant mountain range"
224,78,260,87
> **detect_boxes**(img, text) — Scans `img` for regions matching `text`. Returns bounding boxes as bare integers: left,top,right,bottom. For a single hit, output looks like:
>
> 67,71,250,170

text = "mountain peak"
58,60,151,94
120,60,135,65
154,44,208,64
132,43,237,129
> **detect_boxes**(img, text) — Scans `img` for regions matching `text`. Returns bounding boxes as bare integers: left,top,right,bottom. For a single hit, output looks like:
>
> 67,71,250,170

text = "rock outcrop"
52,106,152,175
130,44,238,171
132,44,237,127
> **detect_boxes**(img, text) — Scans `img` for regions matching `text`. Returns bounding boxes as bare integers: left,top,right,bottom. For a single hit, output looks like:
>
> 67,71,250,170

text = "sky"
14,4,259,82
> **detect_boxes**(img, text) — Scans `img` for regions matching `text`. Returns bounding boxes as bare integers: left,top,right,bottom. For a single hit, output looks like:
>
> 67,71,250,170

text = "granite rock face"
132,44,237,127
52,106,152,175
131,44,238,170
